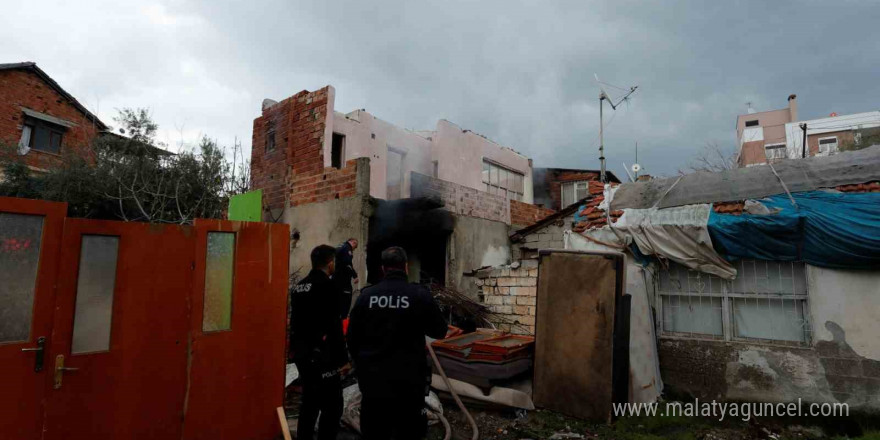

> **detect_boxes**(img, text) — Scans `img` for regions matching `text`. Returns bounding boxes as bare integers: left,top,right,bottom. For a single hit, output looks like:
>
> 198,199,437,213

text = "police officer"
347,246,448,440
290,245,348,440
333,238,359,319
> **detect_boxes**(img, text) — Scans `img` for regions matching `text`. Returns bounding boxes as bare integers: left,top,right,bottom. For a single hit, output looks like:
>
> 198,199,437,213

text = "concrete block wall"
510,213,572,260
510,199,555,228
410,172,509,224
475,259,539,335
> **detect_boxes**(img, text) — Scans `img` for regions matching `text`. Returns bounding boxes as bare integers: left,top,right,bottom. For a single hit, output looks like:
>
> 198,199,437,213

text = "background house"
532,167,620,211
736,94,798,167
0,62,107,173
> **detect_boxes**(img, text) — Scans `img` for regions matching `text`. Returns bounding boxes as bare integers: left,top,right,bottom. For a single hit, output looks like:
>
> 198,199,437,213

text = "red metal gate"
0,197,289,440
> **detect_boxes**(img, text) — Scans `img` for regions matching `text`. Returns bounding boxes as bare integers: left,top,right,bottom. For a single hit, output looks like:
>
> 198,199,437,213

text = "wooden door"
0,198,66,440
533,250,625,421
43,219,193,439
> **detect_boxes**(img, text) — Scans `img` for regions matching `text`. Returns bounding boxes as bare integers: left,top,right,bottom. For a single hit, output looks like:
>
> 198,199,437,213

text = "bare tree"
679,142,737,174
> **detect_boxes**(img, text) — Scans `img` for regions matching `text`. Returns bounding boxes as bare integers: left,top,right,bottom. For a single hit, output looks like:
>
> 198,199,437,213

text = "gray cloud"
3,0,878,177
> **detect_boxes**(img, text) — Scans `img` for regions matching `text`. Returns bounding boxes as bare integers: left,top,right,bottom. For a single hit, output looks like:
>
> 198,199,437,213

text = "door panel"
44,219,193,439
0,198,66,440
533,250,624,421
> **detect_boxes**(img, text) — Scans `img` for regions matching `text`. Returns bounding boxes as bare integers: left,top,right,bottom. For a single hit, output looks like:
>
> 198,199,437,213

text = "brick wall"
0,69,100,170
475,259,539,335
289,158,363,206
251,87,331,212
510,199,555,228
410,172,509,224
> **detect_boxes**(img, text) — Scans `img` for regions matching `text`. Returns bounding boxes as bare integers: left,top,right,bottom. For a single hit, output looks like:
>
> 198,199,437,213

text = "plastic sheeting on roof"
708,191,880,269
611,146,880,210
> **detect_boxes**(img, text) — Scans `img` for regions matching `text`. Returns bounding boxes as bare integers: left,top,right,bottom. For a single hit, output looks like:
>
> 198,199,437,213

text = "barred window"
658,260,810,345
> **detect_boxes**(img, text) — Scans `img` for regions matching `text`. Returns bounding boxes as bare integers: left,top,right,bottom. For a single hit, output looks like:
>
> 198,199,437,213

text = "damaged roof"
611,145,880,210
0,62,108,130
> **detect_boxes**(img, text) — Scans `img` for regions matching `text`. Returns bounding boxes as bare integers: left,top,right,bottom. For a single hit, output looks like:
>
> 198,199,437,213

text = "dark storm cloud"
3,0,878,176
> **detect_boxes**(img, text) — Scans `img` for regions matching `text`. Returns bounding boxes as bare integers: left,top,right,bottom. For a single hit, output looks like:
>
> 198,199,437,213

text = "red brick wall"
510,199,555,227
0,69,99,170
289,159,360,206
547,170,600,210
251,87,331,211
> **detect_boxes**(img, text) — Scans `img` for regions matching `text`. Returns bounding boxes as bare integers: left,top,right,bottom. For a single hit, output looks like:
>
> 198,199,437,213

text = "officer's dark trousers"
295,361,342,440
360,385,426,440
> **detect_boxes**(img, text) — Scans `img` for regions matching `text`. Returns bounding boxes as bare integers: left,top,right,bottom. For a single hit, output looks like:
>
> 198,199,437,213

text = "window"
561,181,591,207
203,232,235,332
764,143,786,160
745,120,759,127
481,160,524,201
658,260,810,345
432,160,439,178
818,137,838,156
71,235,120,354
20,118,64,154
386,149,405,200
265,119,276,152
331,133,345,169
0,213,44,343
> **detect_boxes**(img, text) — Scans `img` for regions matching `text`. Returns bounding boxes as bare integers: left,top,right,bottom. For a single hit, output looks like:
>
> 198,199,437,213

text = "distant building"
735,94,880,167
0,62,107,172
735,94,798,167
532,167,620,211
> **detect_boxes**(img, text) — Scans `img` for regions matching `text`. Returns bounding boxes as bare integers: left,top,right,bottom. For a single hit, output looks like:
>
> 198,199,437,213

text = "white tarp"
564,231,663,404
613,204,737,279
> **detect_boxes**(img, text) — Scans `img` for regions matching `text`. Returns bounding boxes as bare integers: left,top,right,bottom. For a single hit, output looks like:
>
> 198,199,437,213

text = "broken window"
658,260,810,345
481,160,524,201
20,117,64,154
560,181,590,208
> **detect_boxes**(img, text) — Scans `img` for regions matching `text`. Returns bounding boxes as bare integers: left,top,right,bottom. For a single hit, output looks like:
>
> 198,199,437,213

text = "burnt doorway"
366,197,454,287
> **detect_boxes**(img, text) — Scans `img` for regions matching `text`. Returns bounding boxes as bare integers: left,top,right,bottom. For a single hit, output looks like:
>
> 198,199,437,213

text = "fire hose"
427,341,479,440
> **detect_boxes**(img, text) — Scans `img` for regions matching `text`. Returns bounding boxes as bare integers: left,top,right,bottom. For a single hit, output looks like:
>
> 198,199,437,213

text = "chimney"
788,94,798,122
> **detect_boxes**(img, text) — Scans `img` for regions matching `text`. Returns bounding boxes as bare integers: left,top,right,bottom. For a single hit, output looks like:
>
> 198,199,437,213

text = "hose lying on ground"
427,341,479,440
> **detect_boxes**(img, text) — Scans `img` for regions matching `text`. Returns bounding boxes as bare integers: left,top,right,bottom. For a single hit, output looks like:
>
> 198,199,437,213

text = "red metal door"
43,219,194,439
0,197,66,440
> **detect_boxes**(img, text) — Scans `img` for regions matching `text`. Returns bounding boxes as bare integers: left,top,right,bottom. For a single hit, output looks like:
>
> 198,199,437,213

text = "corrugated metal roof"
611,145,880,210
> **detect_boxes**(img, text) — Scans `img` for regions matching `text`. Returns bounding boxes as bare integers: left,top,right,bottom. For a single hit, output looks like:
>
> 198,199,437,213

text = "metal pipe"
599,95,606,183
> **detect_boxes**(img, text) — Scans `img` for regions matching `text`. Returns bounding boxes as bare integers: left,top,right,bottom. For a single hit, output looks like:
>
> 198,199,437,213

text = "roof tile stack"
572,181,621,232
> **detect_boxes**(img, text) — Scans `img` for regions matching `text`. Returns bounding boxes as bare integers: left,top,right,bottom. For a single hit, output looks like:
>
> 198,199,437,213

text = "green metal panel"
227,190,262,222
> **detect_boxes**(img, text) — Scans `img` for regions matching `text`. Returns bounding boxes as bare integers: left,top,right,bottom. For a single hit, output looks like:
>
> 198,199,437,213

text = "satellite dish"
631,163,642,173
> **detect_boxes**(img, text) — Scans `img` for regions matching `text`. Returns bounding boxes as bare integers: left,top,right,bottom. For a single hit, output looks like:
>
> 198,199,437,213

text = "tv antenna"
595,74,638,183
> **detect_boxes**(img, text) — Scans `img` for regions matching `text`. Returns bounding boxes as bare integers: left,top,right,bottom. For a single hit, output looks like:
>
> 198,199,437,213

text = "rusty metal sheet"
533,250,625,421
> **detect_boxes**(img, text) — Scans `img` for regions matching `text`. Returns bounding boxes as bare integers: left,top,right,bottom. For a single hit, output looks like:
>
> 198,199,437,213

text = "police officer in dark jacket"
347,246,448,440
333,238,359,319
290,245,348,440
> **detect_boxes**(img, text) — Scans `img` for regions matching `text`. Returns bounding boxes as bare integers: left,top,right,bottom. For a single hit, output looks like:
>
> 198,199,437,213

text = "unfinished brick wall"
289,158,362,206
0,68,100,170
475,259,539,335
410,172,509,224
251,87,331,212
510,199,555,228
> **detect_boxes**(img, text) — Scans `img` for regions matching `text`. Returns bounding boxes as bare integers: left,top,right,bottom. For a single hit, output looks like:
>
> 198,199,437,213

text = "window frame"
480,159,524,201
657,260,812,347
22,117,65,155
817,136,838,156
745,119,759,127
331,132,346,169
560,180,590,207
764,143,786,160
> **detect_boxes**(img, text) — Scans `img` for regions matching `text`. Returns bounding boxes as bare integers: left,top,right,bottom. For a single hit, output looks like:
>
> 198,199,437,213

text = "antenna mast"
596,75,638,183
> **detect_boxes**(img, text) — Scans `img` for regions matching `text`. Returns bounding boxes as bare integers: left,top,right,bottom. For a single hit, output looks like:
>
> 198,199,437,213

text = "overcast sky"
3,1,878,177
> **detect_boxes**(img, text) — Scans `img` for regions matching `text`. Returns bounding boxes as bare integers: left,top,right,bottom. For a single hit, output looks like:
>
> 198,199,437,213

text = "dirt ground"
287,388,879,440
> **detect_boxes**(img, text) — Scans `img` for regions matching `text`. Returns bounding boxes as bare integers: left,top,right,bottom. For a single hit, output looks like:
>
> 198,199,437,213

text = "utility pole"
597,85,638,183
800,123,808,158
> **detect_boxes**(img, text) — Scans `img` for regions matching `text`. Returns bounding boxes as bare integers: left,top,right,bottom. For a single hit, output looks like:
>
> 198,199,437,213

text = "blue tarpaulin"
708,191,880,269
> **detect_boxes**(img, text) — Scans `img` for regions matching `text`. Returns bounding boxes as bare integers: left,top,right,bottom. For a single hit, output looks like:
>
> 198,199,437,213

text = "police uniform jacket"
289,269,348,373
347,270,447,392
